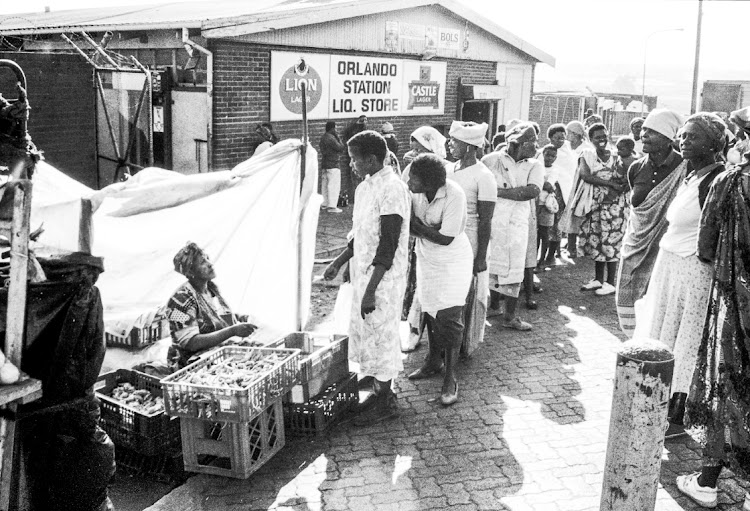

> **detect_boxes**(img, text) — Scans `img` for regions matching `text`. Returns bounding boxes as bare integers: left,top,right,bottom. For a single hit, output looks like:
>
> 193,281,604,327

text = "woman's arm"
411,216,454,245
324,243,354,280
183,323,256,352
578,158,620,188
475,200,494,274
496,184,540,201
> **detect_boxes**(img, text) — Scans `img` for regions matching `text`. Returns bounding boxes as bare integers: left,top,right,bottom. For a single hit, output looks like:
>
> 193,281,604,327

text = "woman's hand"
323,261,340,280
473,257,487,275
608,181,625,193
360,290,376,318
543,181,555,193
232,323,257,337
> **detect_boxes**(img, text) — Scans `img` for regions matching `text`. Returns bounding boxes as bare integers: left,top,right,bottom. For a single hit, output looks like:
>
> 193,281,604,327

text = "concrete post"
600,338,674,511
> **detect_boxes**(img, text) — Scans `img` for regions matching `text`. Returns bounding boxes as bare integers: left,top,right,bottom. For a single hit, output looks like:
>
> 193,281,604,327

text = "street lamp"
641,28,684,115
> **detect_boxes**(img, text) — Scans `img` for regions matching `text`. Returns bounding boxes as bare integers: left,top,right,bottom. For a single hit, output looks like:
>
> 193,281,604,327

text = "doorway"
461,100,496,139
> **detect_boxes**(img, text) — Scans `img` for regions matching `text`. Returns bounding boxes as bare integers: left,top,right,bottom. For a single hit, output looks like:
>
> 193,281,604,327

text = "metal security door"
95,69,153,185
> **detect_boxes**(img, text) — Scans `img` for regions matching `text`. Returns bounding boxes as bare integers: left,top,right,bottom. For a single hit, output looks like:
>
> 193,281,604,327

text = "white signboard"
270,51,447,121
438,28,461,50
270,52,331,122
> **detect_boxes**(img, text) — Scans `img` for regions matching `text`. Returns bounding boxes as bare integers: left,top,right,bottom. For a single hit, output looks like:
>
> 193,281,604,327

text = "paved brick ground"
136,211,750,511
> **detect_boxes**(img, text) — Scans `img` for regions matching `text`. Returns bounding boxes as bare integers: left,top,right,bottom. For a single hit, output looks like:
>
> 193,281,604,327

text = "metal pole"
296,83,309,331
600,338,674,511
690,0,704,114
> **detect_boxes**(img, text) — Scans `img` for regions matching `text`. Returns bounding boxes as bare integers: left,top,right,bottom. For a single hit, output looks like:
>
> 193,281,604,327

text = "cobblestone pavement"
139,208,750,511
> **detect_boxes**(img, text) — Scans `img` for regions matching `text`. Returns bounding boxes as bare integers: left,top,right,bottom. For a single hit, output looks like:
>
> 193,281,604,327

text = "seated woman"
406,153,473,406
166,242,257,372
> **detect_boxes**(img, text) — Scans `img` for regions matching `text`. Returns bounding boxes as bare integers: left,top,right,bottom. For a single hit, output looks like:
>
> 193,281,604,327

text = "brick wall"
0,52,97,188
210,41,497,170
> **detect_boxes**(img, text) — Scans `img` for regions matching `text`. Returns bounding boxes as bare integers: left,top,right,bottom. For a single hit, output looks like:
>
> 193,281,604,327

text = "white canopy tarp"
30,139,320,334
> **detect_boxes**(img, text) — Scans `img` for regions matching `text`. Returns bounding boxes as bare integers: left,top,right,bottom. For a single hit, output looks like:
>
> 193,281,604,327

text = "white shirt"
413,180,473,315
659,172,710,257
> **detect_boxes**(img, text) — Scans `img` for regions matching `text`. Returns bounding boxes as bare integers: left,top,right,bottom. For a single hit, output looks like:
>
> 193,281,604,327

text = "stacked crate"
160,347,300,479
270,333,358,436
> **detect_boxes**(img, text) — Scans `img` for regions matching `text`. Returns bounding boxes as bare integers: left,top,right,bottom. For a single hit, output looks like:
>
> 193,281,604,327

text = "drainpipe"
182,28,213,170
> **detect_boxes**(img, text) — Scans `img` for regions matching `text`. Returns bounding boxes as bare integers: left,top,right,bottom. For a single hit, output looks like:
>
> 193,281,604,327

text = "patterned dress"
349,167,411,381
578,149,627,262
166,280,236,371
687,163,750,475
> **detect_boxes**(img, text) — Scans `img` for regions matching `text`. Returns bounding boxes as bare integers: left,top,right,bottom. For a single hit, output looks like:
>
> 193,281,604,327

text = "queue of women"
160,105,750,509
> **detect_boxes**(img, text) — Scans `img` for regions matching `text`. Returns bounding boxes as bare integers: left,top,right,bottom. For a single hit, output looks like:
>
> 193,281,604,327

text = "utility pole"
690,0,704,114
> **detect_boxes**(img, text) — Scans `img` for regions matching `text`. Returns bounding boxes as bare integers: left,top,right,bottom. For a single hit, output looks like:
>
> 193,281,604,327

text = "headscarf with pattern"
173,242,207,278
684,112,728,154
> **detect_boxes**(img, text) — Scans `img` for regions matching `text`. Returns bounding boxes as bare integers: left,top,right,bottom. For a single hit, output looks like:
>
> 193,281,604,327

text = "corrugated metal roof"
0,0,554,66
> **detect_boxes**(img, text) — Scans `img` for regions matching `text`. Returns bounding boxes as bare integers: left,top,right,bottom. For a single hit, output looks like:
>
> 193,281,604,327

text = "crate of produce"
180,399,285,479
284,372,358,437
105,316,169,350
161,347,300,422
95,369,181,456
269,333,349,403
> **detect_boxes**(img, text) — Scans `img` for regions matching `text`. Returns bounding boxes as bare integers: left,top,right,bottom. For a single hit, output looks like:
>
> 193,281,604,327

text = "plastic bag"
332,283,352,334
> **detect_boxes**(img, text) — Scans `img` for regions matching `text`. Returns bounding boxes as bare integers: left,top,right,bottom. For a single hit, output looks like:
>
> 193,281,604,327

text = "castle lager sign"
270,51,447,122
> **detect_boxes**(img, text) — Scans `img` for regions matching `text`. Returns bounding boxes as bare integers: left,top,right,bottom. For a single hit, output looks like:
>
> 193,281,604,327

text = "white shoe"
327,207,343,213
580,279,602,291
676,473,717,508
400,330,422,352
595,282,616,296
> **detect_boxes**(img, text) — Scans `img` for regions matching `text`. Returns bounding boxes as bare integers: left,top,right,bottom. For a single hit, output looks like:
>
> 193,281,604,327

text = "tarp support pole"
296,84,309,331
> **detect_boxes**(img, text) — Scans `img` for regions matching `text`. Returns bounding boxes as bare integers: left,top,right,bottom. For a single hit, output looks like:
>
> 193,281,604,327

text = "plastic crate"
105,317,169,349
284,372,358,437
269,333,349,403
180,399,285,479
161,347,300,422
95,369,181,456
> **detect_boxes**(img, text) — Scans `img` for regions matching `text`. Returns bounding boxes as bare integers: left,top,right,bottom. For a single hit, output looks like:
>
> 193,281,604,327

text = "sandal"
501,317,533,331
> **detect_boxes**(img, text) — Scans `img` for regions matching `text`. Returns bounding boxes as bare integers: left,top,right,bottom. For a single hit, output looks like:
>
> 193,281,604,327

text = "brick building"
0,0,554,189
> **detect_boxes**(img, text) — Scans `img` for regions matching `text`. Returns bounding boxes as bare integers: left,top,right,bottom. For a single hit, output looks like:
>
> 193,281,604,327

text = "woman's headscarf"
684,112,728,154
566,121,586,138
410,126,447,159
449,120,488,148
173,242,207,278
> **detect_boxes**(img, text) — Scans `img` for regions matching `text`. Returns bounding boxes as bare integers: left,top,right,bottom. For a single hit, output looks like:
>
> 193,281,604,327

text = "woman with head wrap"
165,242,257,372
674,107,750,510
632,113,728,442
483,122,544,331
442,121,497,353
402,126,447,169
615,108,686,337
400,126,448,352
558,120,595,258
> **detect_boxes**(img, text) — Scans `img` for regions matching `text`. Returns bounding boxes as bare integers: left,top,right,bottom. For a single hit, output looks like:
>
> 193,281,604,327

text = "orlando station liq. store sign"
270,51,447,122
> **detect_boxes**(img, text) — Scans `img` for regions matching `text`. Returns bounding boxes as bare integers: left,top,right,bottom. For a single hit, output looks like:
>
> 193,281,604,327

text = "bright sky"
0,0,742,114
